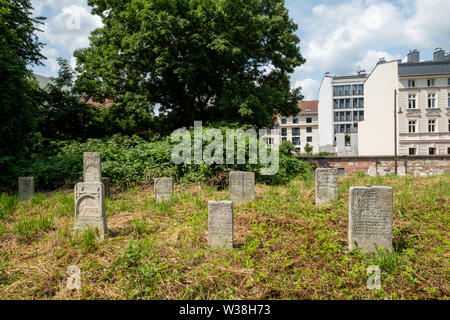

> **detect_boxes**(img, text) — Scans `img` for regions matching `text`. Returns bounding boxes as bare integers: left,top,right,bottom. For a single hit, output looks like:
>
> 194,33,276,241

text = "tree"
304,143,313,154
0,0,45,158
75,0,305,133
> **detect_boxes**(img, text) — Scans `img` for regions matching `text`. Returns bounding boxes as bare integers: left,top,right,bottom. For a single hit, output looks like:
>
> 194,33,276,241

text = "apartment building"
265,101,319,153
318,71,368,155
359,48,450,156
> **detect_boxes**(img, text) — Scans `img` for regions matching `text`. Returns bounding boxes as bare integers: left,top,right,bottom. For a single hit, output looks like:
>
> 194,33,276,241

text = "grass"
0,174,448,300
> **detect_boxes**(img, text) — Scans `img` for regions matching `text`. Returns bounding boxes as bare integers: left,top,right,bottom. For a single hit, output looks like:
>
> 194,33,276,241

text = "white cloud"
301,0,450,76
293,78,320,101
355,50,402,72
41,5,102,52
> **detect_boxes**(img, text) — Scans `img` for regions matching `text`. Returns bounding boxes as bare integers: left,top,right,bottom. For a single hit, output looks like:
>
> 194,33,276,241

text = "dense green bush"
2,127,312,190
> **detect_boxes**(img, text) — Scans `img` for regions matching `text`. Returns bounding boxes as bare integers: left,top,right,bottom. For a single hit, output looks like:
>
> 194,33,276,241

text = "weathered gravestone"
315,168,338,205
102,177,111,198
83,152,102,182
208,201,233,249
229,171,255,202
154,178,173,202
74,182,108,239
348,186,393,252
18,177,34,202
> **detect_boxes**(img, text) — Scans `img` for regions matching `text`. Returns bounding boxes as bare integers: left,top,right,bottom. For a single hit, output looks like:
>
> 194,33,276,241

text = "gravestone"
229,171,255,202
367,166,377,177
102,177,111,198
154,178,173,202
18,177,34,201
74,182,108,239
348,186,393,252
315,168,338,205
208,201,233,249
83,152,102,182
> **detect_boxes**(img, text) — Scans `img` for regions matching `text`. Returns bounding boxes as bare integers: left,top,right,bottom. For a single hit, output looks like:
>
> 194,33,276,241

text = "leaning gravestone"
102,177,111,198
208,201,233,249
315,168,338,205
229,171,255,202
83,152,102,182
74,182,108,239
154,178,173,202
348,186,393,252
18,177,34,202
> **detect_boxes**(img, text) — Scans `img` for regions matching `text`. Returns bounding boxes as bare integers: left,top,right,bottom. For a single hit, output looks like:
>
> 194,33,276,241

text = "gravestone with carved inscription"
348,186,393,252
154,178,173,202
18,177,34,202
229,171,255,202
83,152,102,182
74,182,108,239
315,168,338,205
208,201,234,249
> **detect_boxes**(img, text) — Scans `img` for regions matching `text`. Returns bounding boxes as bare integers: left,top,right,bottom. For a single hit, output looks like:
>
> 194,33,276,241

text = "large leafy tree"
0,0,45,158
75,0,305,132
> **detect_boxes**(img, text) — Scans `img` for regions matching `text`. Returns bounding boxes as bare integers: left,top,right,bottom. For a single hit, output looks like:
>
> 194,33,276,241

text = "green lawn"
0,174,449,300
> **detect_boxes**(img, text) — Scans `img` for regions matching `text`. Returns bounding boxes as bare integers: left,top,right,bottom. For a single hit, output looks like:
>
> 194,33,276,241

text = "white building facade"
318,72,368,155
359,49,450,156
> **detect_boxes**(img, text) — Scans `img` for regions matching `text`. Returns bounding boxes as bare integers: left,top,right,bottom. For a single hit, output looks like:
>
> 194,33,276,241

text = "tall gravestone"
102,177,111,198
315,168,338,205
18,177,34,201
348,186,393,252
229,171,255,202
74,182,108,239
208,201,233,249
83,152,102,182
154,178,173,202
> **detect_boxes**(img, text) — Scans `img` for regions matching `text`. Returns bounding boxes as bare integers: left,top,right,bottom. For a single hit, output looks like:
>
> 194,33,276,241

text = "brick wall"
298,155,450,176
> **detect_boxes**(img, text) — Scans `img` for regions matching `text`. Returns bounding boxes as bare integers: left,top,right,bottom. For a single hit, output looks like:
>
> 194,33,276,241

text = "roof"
81,96,114,107
332,74,368,80
297,100,318,114
398,60,450,77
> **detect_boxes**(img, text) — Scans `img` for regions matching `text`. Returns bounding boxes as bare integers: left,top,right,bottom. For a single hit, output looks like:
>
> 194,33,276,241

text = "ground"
0,174,449,300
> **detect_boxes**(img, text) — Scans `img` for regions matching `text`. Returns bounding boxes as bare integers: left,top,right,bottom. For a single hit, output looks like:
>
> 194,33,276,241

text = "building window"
281,118,287,124
408,95,416,109
427,79,435,87
448,119,450,132
428,120,435,132
408,121,416,133
344,85,350,95
408,80,415,88
345,99,351,108
448,78,450,86
352,85,358,95
282,137,287,142
292,128,300,136
448,93,450,107
307,137,312,142
306,117,312,123
428,94,436,108
306,127,312,133
266,138,273,145
292,137,300,145
448,147,450,155
338,86,344,96
429,148,436,155
353,98,358,108
409,148,416,155
333,86,338,96
281,128,287,136
358,84,364,95
339,99,345,108
293,118,299,124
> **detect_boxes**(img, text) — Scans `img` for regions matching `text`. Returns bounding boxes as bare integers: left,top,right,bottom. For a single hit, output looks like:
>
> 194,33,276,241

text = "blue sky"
31,0,450,100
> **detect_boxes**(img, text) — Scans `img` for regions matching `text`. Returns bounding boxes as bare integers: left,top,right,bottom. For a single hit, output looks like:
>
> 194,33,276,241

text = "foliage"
304,143,313,154
75,0,305,132
0,0,45,185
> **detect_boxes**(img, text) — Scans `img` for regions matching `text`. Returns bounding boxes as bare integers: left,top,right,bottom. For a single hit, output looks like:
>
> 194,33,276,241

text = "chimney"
407,49,420,63
433,48,445,62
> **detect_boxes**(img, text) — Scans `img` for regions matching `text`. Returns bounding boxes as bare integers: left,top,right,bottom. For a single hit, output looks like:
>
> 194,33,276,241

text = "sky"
31,0,450,100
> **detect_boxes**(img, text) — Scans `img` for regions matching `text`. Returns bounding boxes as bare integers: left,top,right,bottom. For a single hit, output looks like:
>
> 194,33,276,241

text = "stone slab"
208,201,233,249
315,168,338,205
18,177,34,202
229,171,255,202
83,152,102,182
154,178,173,202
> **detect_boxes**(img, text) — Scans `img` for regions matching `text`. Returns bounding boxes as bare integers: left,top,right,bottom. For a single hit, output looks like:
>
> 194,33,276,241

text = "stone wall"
298,155,450,176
